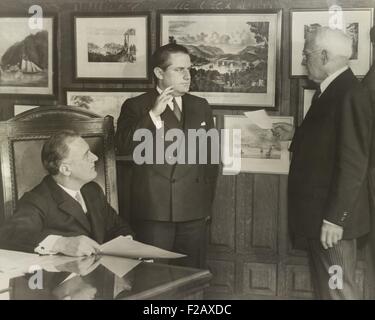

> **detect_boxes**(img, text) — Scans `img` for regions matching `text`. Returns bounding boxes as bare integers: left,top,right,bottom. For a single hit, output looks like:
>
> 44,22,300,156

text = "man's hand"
150,86,174,117
320,221,343,249
271,123,295,141
56,255,101,276
53,235,100,257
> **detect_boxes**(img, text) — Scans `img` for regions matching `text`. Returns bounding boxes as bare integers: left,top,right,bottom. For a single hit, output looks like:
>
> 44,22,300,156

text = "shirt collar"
156,87,182,111
57,183,81,199
320,66,348,95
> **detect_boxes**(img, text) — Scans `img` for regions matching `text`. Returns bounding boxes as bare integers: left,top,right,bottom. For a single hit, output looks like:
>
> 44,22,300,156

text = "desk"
0,250,212,300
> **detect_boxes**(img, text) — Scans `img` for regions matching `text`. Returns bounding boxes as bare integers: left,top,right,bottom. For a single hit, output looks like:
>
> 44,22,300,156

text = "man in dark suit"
288,27,372,299
115,43,218,268
361,26,375,299
0,130,134,256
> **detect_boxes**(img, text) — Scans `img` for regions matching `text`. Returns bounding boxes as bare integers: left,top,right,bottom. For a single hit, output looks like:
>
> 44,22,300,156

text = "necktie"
75,192,87,213
311,87,321,104
172,98,182,122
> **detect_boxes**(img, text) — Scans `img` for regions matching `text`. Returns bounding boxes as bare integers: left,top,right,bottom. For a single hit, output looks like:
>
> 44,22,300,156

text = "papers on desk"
100,255,141,278
99,236,186,259
244,109,273,129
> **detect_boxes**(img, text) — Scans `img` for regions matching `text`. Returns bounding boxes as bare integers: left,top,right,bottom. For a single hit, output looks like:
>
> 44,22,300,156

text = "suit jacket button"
171,178,176,183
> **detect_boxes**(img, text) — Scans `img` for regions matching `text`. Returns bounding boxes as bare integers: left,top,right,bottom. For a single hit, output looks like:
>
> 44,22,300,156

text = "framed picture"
65,89,145,128
74,13,150,81
290,8,374,77
0,14,56,96
159,10,282,108
223,115,293,174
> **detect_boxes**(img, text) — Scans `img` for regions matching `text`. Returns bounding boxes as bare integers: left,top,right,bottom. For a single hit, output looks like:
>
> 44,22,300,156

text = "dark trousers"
308,239,359,300
132,218,208,269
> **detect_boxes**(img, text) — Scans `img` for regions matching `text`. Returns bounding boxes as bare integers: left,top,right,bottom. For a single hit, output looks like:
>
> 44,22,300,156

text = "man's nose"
183,70,191,80
90,152,98,161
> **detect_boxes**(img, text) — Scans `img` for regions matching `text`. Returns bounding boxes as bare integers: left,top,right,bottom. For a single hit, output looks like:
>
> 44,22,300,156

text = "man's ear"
321,49,329,65
59,163,71,177
153,67,164,80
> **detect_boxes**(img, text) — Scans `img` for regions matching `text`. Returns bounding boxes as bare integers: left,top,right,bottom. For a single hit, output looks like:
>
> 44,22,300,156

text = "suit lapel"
81,186,105,243
291,69,355,153
46,176,91,233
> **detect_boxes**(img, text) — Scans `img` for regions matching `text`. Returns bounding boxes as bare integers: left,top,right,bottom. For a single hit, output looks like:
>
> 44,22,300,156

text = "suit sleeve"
324,85,373,226
115,98,156,155
0,194,51,252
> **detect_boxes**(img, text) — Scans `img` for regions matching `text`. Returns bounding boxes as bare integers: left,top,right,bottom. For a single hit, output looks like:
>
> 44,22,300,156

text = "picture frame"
65,89,146,128
290,8,374,77
0,14,57,97
223,115,293,174
73,13,150,82
158,10,282,108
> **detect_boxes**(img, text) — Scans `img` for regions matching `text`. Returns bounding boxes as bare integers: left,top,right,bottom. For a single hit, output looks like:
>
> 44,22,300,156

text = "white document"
0,249,41,274
99,236,186,259
244,109,273,129
100,255,141,278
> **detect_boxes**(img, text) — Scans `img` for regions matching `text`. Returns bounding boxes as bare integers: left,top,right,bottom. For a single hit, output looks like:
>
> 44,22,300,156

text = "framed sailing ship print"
0,14,56,97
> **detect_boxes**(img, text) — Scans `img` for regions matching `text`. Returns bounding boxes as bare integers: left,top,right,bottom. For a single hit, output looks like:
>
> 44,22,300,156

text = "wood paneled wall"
1,0,375,299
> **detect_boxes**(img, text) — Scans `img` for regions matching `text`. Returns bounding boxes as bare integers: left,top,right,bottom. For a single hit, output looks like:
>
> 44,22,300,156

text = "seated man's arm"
0,198,47,252
0,194,100,257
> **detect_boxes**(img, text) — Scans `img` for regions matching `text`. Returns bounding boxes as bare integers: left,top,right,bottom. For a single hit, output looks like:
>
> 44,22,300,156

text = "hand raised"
271,123,295,141
151,86,175,117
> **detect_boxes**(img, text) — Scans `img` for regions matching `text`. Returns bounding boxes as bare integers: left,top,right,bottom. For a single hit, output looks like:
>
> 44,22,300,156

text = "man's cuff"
323,219,342,228
34,235,63,255
149,110,163,129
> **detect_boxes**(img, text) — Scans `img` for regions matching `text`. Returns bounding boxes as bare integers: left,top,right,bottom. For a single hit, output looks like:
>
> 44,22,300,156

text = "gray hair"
313,26,353,59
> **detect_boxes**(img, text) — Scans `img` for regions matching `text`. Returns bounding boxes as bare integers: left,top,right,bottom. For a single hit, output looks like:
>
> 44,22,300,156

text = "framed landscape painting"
0,15,56,96
66,89,145,128
159,10,282,108
290,8,374,76
223,115,293,174
74,13,150,81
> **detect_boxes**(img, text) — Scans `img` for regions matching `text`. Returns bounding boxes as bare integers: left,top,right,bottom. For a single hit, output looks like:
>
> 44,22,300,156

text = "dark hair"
152,43,190,70
41,130,80,175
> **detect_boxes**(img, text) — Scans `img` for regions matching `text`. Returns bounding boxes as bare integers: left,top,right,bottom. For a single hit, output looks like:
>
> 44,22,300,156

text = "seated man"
0,130,134,256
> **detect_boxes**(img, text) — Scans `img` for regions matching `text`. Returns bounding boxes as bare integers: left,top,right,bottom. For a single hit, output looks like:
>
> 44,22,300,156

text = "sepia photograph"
2,0,375,304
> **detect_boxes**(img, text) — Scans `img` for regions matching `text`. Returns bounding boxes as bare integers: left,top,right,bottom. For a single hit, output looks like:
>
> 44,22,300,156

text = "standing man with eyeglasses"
288,27,373,299
115,43,218,268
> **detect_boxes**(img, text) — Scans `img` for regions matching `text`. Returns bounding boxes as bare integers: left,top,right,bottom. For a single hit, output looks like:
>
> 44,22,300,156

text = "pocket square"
200,121,206,126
